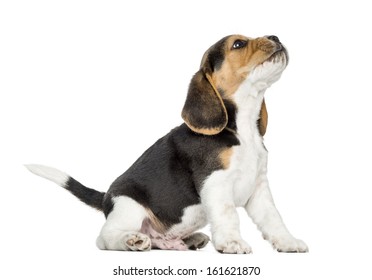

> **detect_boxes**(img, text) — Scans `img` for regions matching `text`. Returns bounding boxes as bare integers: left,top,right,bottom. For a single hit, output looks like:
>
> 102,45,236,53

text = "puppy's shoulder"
170,124,240,174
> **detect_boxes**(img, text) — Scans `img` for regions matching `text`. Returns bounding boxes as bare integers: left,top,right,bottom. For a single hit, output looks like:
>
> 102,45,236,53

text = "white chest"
224,84,268,206
228,132,267,206
201,81,269,208
201,109,267,208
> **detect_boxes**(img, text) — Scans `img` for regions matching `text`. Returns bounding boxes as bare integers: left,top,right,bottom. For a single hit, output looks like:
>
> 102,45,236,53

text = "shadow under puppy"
26,34,308,253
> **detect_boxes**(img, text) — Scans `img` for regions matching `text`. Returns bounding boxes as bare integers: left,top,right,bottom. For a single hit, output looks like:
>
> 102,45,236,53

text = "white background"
1,0,371,279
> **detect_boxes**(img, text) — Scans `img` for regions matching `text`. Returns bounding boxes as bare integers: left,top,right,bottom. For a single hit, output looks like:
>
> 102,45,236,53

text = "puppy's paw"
123,232,151,251
267,235,308,253
214,238,252,254
183,232,210,250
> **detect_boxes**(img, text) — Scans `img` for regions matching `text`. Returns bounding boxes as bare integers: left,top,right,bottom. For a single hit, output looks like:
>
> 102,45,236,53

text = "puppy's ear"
181,70,227,135
258,98,268,136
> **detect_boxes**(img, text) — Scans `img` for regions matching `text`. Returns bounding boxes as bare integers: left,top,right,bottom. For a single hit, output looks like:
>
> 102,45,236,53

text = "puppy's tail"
25,164,105,211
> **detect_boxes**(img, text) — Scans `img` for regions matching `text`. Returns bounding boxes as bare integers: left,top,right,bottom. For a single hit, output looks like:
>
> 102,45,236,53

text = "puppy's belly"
140,204,207,250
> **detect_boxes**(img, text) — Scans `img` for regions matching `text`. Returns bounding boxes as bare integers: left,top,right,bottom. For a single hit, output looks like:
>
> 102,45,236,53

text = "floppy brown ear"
258,98,268,136
181,70,228,135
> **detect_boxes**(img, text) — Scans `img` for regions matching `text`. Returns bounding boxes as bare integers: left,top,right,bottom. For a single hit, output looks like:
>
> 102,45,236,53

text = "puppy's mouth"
266,45,288,65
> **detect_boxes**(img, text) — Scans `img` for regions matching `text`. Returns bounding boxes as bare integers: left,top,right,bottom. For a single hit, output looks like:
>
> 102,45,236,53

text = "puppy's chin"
267,48,288,65
248,52,287,88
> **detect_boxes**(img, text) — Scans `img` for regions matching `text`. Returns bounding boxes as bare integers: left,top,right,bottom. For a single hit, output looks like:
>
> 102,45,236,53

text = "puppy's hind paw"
123,232,151,251
183,232,210,250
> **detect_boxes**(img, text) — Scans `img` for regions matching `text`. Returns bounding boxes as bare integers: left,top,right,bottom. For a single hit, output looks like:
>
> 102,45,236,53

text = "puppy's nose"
267,35,280,43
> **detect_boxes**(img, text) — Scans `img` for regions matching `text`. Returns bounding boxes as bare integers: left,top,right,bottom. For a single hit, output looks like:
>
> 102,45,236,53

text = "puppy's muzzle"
266,35,283,51
266,35,288,64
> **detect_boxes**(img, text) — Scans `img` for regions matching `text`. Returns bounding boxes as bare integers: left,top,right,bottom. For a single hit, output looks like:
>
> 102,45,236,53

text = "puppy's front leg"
201,174,252,254
245,176,308,252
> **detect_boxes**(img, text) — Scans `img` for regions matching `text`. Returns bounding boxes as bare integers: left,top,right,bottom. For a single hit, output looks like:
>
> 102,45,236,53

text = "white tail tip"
25,164,69,188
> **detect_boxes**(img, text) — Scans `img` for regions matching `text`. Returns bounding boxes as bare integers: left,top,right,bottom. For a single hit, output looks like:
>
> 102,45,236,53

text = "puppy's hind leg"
96,196,151,251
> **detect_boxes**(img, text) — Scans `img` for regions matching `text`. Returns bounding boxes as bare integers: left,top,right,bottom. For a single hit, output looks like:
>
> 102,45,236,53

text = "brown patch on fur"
185,126,224,136
219,148,233,169
258,98,268,136
146,209,167,233
210,35,279,98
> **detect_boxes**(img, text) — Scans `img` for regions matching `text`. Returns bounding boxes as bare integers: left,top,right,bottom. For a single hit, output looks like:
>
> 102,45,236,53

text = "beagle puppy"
26,34,308,253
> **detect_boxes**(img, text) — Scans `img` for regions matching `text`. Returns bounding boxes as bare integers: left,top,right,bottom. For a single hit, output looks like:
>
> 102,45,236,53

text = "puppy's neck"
234,78,266,113
232,79,267,137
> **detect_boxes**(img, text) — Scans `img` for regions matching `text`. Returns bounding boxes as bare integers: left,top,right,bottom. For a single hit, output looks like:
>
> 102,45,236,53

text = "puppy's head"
182,35,288,136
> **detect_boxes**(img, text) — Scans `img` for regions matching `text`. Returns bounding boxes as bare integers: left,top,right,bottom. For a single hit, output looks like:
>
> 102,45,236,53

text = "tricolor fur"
26,35,308,253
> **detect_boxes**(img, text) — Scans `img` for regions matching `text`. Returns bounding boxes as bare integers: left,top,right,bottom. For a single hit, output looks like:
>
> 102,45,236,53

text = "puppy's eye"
232,40,247,50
